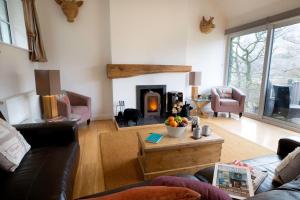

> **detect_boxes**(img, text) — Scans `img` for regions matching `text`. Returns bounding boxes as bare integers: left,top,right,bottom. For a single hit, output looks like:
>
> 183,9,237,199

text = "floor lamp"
34,70,61,119
189,72,202,99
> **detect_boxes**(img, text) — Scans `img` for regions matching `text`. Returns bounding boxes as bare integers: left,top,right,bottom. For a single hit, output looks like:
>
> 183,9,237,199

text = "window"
264,23,300,125
227,30,267,114
226,18,300,129
0,0,12,44
0,0,28,49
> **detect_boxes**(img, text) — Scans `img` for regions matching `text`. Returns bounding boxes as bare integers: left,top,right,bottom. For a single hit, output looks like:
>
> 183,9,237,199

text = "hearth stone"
115,115,166,128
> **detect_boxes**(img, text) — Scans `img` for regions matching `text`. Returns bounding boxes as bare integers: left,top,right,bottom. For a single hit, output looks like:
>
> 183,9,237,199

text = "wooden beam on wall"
225,7,300,35
107,64,192,79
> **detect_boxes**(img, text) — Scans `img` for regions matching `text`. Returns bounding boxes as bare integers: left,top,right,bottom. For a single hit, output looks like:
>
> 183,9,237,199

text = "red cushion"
151,176,231,200
87,186,200,200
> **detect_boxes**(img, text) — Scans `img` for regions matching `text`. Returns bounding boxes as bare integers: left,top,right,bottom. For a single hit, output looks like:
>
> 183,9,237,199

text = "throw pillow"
217,88,233,99
86,186,200,200
57,94,71,105
151,176,231,200
0,119,31,172
274,147,300,184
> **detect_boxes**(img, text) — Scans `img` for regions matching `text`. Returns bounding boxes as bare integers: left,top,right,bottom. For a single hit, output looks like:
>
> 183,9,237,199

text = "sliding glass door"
264,22,300,125
226,18,300,129
227,30,267,114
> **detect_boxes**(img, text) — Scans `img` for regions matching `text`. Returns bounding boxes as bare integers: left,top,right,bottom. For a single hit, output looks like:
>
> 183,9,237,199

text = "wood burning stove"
144,91,161,117
136,85,166,118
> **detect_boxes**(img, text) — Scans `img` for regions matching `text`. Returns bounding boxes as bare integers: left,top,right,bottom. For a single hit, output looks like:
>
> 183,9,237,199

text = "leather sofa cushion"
0,143,79,200
247,178,300,200
194,154,282,194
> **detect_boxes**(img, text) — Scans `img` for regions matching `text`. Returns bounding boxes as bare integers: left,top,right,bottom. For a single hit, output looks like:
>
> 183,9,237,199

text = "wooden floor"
72,116,299,199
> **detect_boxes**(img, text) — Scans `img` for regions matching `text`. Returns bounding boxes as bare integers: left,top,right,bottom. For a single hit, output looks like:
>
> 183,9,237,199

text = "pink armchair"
211,87,246,118
57,90,91,125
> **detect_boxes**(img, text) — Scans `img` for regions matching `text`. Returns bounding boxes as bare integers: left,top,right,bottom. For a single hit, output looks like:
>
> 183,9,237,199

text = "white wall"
216,0,300,28
36,0,112,119
0,44,35,99
186,0,226,93
110,0,226,112
110,0,190,112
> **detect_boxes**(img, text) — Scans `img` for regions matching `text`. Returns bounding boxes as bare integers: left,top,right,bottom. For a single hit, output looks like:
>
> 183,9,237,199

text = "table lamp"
189,71,202,99
34,70,61,119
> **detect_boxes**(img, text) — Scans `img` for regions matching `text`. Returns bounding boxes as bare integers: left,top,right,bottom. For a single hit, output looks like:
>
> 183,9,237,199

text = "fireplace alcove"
115,85,167,128
136,85,167,118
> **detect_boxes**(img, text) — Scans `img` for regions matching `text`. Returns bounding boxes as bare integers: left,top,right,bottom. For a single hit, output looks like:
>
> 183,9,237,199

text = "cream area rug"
100,123,274,190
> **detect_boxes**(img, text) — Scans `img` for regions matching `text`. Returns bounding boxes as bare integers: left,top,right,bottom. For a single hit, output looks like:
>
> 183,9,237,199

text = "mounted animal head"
200,16,215,34
55,0,83,23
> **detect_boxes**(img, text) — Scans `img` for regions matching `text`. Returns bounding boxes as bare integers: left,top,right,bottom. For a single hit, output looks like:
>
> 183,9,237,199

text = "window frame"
225,16,300,131
0,0,12,44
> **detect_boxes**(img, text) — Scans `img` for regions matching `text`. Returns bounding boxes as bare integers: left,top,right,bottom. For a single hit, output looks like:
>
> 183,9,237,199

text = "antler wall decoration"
55,0,83,23
200,16,215,34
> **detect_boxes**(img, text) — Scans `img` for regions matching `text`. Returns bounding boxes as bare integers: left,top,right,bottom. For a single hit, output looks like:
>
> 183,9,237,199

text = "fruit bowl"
164,116,188,138
165,125,186,138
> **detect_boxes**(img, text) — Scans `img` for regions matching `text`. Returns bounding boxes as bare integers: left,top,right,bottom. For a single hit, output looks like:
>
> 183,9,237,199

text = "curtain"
22,0,47,62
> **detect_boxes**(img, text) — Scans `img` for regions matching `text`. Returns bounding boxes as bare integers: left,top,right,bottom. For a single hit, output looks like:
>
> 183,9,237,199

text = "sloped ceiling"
214,0,300,28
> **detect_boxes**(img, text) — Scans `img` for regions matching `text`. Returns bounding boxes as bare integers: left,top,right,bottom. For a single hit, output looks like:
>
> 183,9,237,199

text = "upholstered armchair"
57,90,91,125
211,87,246,118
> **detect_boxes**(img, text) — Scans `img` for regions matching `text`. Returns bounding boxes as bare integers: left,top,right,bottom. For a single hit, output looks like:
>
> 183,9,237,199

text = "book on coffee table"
145,133,164,144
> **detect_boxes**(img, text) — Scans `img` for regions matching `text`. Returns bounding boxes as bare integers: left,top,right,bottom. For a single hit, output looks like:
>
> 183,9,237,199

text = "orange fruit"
170,120,178,127
168,116,175,122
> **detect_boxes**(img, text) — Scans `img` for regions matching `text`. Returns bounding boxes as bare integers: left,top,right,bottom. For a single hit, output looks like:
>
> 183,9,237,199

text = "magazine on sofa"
213,163,254,199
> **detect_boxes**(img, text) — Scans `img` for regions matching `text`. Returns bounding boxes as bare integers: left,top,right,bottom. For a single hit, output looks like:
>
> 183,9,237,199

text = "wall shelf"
107,64,192,79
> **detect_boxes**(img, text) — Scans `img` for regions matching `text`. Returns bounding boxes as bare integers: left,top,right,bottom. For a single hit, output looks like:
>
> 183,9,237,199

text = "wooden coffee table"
137,127,224,180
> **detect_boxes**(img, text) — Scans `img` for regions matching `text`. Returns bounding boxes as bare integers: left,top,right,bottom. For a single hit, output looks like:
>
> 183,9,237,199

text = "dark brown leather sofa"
79,137,300,200
0,122,80,200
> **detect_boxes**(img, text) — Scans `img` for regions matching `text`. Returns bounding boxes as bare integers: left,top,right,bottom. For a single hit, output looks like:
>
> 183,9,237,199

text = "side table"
191,98,211,118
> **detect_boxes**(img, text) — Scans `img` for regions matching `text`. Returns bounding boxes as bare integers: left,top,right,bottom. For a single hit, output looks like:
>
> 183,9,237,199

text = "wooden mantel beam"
107,64,192,79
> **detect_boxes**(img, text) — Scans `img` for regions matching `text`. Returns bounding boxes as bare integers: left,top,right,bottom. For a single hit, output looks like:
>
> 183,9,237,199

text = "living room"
1,0,300,200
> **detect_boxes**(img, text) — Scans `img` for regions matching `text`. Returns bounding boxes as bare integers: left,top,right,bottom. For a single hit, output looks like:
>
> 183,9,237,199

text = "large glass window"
227,30,267,114
226,19,300,129
264,23,300,125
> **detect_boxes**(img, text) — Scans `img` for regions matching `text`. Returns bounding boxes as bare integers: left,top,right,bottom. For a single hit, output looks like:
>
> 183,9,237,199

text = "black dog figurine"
123,109,142,125
180,102,193,118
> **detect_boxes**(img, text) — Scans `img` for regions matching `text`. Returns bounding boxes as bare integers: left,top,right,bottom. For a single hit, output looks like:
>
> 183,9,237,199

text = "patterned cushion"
57,94,71,106
217,87,233,99
274,147,300,184
0,119,30,172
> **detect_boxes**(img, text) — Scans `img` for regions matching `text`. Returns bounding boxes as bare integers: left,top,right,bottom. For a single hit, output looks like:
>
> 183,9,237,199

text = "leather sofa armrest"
277,137,300,159
14,122,78,148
